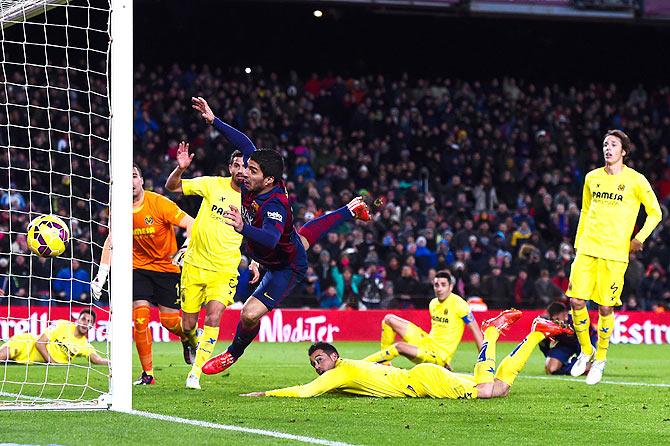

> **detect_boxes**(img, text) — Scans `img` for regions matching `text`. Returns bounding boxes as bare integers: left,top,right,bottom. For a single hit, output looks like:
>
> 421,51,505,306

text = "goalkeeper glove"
172,237,190,267
91,264,110,300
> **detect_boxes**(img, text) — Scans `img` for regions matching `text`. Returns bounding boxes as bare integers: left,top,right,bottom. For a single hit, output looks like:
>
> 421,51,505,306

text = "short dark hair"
605,129,632,156
546,302,567,319
308,342,339,357
78,308,97,322
249,149,284,184
229,149,243,165
435,269,455,285
133,162,142,177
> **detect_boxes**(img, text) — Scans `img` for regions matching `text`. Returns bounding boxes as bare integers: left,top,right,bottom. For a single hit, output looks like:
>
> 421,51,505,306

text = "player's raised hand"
176,141,194,170
223,205,244,232
192,96,215,125
249,260,260,284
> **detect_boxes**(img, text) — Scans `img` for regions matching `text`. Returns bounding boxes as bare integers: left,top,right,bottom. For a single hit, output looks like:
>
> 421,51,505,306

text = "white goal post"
0,0,132,411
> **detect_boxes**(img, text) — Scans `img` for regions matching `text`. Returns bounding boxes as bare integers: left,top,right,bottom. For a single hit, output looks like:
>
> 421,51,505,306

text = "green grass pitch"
1,341,669,445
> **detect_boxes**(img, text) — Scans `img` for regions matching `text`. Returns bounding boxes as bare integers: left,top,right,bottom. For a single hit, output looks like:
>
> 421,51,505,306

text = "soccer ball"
27,215,70,257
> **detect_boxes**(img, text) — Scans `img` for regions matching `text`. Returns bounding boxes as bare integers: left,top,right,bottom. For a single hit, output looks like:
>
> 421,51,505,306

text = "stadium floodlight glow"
245,67,252,74
313,9,323,18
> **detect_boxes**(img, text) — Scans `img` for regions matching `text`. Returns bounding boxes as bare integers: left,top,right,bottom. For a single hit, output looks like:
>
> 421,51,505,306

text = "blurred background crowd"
2,64,670,311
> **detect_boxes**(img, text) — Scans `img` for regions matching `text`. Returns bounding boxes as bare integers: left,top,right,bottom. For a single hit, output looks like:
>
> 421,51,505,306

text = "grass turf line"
0,341,669,445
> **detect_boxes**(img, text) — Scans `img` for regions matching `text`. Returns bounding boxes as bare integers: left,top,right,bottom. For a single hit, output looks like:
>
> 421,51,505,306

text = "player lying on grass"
0,309,109,365
242,309,573,399
538,301,596,376
363,269,482,369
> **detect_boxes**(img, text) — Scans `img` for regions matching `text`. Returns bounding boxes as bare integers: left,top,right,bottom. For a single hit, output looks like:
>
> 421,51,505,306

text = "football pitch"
1,341,669,445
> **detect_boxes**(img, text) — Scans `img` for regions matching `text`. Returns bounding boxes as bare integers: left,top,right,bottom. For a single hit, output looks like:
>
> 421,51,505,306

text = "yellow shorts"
180,263,239,313
403,323,452,367
408,363,477,399
2,333,43,363
566,253,627,307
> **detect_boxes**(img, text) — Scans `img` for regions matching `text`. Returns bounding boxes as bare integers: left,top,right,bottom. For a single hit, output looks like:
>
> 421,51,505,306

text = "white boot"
185,372,201,390
585,360,606,385
570,351,593,377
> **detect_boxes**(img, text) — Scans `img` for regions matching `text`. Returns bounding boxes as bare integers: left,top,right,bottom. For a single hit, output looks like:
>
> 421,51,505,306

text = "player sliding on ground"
0,309,109,366
181,97,370,381
567,130,661,385
363,269,483,368
241,310,572,399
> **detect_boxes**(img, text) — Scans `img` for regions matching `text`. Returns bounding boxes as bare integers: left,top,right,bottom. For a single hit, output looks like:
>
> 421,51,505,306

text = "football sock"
363,345,399,363
159,312,187,342
571,305,594,356
380,321,396,350
192,325,219,378
594,313,614,361
226,320,260,360
474,327,500,385
133,305,153,375
298,206,352,248
496,331,545,386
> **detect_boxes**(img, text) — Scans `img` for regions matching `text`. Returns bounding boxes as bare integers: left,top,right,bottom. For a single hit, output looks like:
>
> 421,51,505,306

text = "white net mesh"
0,0,111,408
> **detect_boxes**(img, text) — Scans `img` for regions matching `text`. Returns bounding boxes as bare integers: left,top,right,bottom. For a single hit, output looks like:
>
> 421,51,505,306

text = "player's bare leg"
157,304,194,365
569,297,594,377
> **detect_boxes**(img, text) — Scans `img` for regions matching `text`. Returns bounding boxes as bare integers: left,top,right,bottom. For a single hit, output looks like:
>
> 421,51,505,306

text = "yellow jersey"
575,166,662,262
428,293,473,358
182,176,242,272
265,359,476,399
45,320,95,364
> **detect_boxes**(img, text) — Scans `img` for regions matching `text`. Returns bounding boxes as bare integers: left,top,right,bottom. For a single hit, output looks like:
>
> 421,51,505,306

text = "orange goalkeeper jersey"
133,191,186,273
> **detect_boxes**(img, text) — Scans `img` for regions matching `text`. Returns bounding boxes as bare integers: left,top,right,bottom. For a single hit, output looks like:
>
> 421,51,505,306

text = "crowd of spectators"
2,61,670,312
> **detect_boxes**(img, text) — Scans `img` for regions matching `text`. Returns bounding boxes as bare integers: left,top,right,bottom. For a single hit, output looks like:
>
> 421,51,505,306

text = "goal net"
0,0,131,410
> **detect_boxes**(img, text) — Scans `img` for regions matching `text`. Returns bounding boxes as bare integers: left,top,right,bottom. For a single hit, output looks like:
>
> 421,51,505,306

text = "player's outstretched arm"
192,97,256,161
89,351,110,366
91,233,112,300
246,367,347,398
34,333,53,363
165,141,194,193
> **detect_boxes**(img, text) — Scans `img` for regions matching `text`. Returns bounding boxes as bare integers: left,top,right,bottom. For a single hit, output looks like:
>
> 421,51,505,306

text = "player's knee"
599,306,614,316
570,298,586,310
204,311,223,328
240,307,262,326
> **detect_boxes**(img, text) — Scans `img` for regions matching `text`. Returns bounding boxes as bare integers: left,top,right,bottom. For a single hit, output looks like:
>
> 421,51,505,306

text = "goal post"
109,0,133,413
0,0,133,410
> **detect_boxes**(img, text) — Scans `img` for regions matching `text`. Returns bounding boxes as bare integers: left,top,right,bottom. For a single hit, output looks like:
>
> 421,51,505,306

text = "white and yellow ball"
27,215,70,257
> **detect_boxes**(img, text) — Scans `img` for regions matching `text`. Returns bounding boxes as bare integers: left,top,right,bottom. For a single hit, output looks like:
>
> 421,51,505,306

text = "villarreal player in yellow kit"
0,309,108,365
242,310,575,400
166,142,252,390
363,270,483,368
567,130,661,385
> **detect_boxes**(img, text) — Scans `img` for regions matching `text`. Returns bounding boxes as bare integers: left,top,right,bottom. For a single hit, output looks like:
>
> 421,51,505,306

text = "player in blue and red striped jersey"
189,97,370,375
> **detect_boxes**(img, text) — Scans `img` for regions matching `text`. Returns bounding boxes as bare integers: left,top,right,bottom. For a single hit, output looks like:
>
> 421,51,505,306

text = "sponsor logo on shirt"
592,191,623,201
267,211,283,222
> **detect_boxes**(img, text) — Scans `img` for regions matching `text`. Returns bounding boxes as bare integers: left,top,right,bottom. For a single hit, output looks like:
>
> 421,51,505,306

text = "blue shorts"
547,344,579,366
253,267,305,310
